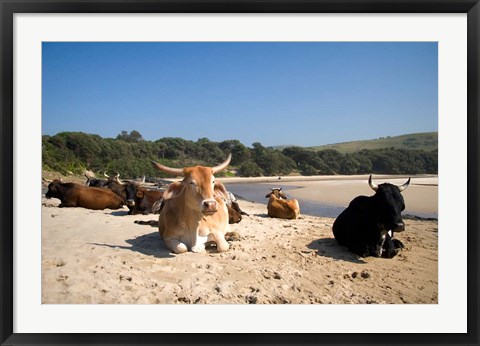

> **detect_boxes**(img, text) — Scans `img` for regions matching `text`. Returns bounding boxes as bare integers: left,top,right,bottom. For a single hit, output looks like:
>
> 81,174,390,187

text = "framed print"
1,0,479,345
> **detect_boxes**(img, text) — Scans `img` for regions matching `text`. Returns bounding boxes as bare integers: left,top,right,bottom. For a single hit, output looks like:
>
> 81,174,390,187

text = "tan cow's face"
160,166,229,216
183,166,218,215
152,154,231,216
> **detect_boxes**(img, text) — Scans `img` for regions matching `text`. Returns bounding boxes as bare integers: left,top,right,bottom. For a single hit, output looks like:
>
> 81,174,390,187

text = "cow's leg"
164,238,188,254
208,232,230,252
381,233,406,258
59,202,76,208
348,243,370,258
191,234,207,253
381,234,398,258
392,238,405,249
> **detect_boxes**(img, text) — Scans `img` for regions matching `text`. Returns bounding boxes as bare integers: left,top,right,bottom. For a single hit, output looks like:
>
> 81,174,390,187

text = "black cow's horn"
212,154,232,174
368,175,378,191
115,175,126,185
399,178,411,192
104,172,109,178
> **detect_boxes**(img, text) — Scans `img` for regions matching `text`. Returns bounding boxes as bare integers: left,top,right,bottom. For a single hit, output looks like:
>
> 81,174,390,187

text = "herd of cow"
43,154,411,259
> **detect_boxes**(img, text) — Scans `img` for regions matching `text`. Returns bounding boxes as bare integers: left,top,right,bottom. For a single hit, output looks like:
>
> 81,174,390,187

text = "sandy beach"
41,175,438,304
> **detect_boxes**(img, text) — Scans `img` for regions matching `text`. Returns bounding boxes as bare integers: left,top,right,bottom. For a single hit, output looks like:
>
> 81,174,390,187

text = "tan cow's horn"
399,178,411,192
368,175,378,192
151,161,184,176
212,154,232,174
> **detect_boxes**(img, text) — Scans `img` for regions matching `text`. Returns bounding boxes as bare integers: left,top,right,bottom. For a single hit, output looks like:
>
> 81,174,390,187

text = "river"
224,182,437,219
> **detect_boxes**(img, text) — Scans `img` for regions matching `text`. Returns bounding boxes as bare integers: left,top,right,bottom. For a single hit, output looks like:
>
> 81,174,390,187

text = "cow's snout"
126,199,135,207
393,222,405,232
202,199,218,214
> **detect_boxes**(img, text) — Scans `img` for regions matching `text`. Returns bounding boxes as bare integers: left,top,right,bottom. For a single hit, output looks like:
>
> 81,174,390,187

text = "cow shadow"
254,213,270,218
90,231,174,259
108,210,130,216
307,238,366,264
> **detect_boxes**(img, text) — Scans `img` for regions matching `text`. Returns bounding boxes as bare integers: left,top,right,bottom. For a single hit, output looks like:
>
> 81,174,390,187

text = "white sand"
42,176,438,304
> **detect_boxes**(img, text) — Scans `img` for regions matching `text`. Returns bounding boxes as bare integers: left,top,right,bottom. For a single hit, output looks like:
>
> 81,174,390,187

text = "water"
224,182,437,219
224,183,346,218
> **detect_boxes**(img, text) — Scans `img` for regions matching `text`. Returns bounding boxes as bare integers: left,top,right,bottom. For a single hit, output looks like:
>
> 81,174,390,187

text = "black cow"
332,175,410,258
84,172,108,187
106,174,140,215
85,177,108,187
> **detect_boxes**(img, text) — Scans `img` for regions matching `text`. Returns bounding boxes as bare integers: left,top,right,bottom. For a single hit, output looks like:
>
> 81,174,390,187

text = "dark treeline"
42,131,438,178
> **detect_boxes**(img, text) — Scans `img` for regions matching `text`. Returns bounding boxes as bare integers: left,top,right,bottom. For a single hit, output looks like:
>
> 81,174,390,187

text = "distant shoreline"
221,174,438,219
217,173,438,185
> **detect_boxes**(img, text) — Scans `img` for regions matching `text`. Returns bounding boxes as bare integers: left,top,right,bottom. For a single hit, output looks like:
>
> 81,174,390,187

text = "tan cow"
265,187,300,220
151,154,234,254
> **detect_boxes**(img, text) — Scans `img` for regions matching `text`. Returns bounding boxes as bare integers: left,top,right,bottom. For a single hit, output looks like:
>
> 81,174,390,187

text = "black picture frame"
1,1,479,345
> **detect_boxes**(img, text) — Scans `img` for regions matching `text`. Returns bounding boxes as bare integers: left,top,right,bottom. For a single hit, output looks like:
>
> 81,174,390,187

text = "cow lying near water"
151,154,237,254
265,187,300,220
332,175,410,258
45,179,124,210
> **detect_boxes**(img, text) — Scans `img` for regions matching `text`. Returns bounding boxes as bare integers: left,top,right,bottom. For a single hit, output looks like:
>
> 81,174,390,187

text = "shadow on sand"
90,231,174,259
307,238,366,264
253,213,270,218
108,210,130,216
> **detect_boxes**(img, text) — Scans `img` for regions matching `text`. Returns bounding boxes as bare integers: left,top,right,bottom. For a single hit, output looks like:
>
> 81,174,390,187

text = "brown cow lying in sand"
225,191,249,224
151,154,238,254
45,179,124,210
265,187,300,220
131,187,164,215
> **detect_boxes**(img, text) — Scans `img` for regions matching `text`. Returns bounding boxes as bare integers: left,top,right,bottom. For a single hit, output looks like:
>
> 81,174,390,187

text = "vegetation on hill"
308,132,438,154
42,131,438,178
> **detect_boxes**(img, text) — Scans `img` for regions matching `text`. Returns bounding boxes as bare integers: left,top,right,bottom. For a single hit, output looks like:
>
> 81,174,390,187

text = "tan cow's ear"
163,182,184,200
213,182,229,200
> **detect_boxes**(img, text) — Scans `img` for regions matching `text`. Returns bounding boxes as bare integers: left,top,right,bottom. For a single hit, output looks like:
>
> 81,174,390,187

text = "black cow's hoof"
381,248,399,258
392,239,405,249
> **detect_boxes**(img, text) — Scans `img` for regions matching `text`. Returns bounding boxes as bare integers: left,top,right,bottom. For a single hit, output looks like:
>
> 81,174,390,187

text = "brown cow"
45,180,124,210
130,187,164,215
225,191,249,224
151,154,234,254
265,187,300,220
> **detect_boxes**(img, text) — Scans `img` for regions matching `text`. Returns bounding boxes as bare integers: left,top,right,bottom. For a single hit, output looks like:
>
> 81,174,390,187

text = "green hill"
308,132,437,154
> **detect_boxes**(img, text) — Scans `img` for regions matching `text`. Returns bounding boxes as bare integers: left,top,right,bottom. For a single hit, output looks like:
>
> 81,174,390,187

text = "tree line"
42,131,438,178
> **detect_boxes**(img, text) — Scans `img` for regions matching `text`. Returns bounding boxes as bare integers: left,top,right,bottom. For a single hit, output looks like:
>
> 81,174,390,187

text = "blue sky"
42,42,437,147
